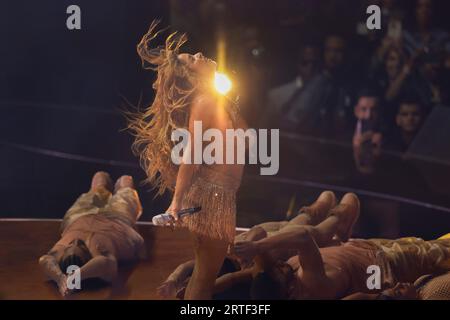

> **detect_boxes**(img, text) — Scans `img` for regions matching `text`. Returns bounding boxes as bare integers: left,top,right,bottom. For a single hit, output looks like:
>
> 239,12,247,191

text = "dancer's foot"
90,171,113,192
114,175,135,193
329,193,360,242
297,191,337,225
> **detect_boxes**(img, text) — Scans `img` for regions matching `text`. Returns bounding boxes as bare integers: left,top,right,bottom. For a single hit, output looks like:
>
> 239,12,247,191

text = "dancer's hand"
57,274,73,297
157,280,178,298
233,240,259,262
176,286,187,300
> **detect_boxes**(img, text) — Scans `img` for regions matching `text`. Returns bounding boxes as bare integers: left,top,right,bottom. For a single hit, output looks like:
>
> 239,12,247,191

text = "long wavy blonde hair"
127,21,200,196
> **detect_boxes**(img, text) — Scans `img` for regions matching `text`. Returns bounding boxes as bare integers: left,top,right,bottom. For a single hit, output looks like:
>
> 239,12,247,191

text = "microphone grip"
152,213,174,226
152,206,202,226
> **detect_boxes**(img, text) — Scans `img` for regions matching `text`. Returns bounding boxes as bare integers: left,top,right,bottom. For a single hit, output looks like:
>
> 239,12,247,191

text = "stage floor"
0,220,199,300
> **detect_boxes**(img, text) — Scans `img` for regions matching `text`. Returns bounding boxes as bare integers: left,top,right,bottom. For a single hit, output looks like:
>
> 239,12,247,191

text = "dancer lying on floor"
342,271,450,300
162,191,450,300
231,193,450,299
412,233,450,300
157,191,343,298
344,233,450,300
38,171,144,297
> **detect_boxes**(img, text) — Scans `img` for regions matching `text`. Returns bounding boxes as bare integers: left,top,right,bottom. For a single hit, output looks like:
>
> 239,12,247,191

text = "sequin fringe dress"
180,166,241,244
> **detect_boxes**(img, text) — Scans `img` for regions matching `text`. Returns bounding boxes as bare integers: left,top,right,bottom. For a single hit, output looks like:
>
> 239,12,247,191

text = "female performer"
129,21,245,299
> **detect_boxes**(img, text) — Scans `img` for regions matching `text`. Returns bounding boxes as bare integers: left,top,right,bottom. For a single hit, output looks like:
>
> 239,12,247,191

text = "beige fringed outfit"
179,166,242,244
369,237,450,287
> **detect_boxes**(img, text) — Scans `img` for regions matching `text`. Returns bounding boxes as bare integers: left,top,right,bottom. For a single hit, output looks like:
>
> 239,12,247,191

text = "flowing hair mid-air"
127,21,200,196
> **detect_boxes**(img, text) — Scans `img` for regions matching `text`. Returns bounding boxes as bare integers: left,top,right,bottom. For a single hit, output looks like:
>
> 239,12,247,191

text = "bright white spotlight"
214,72,232,95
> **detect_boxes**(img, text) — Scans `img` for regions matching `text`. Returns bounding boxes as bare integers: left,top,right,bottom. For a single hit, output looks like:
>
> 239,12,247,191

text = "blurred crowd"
170,0,449,161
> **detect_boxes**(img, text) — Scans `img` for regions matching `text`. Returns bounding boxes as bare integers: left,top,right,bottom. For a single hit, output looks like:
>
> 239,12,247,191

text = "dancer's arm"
235,222,286,243
213,268,253,294
169,98,214,215
235,226,326,278
79,254,118,283
39,245,70,296
39,247,64,282
39,250,64,282
157,260,195,298
167,260,195,285
250,222,287,233
262,227,326,278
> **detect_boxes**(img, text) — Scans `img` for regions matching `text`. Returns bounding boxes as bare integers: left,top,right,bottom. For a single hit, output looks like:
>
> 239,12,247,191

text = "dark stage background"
1,0,450,240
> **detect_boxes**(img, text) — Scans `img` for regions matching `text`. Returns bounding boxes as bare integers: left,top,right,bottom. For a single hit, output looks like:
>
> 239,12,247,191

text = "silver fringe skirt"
180,167,241,244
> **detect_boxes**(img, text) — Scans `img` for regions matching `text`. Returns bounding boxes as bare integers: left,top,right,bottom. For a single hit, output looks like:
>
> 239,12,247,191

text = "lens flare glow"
214,72,232,95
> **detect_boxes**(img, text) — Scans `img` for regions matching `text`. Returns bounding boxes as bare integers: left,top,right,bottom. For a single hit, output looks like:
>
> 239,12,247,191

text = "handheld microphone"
152,206,202,226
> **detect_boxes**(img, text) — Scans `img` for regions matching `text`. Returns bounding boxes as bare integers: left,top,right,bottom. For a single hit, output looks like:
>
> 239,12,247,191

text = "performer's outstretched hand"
166,202,182,225
157,280,177,298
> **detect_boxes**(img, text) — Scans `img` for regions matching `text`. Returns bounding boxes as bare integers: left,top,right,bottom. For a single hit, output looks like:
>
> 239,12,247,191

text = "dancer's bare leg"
90,171,113,192
184,234,229,300
235,191,336,244
234,193,360,262
110,175,143,222
297,193,360,246
233,191,338,263
331,193,360,242
114,175,135,192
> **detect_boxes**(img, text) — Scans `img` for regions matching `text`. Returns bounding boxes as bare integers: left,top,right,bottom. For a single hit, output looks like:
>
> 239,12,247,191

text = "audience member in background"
267,43,320,126
352,93,383,175
382,48,448,111
413,53,447,107
352,92,402,238
279,35,353,140
384,99,424,152
375,45,423,128
403,0,449,57
380,0,405,29
383,46,418,103
372,44,443,126
370,44,407,129
353,0,404,78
